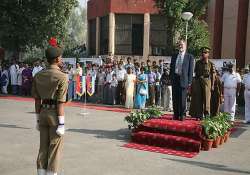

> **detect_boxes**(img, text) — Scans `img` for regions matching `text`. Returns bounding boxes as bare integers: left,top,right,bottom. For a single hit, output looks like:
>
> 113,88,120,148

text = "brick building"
87,0,250,67
207,0,250,68
87,0,168,61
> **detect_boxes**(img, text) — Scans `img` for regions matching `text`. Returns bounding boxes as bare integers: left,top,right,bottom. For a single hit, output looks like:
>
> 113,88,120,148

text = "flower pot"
219,135,225,145
202,139,213,151
224,131,231,143
212,136,221,148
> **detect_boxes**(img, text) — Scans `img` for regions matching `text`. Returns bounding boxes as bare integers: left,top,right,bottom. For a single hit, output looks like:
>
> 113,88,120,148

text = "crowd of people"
1,42,250,123
65,57,172,110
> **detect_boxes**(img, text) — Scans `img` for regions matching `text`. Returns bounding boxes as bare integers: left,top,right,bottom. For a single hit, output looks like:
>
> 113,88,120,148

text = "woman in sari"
135,68,148,109
124,67,136,108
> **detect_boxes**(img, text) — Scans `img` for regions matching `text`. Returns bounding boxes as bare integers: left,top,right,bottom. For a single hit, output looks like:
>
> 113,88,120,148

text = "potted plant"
202,117,219,151
213,115,225,145
145,106,163,118
124,110,150,130
219,113,233,143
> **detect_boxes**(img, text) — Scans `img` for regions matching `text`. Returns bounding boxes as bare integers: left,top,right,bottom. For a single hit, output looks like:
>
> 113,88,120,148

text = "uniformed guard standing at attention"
221,63,241,121
32,38,68,175
190,47,215,119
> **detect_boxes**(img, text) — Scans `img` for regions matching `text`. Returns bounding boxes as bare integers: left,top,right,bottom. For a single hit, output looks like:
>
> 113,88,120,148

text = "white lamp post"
181,12,193,46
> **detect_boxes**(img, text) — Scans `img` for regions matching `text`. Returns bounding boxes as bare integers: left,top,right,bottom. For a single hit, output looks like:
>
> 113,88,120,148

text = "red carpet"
0,96,130,113
123,143,198,158
124,114,203,158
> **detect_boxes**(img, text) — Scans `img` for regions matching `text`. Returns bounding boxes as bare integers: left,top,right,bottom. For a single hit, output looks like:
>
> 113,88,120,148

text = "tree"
0,0,78,57
63,6,87,57
179,20,210,57
154,0,210,57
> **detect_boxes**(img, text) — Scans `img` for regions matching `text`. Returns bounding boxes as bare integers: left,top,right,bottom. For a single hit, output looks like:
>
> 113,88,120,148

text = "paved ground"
0,98,250,175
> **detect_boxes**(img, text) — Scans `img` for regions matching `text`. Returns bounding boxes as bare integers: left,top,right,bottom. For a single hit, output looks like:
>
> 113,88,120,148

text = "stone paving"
0,98,250,175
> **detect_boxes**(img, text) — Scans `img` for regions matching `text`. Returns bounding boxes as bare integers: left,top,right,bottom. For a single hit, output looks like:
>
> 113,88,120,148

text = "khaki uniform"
210,75,223,116
32,65,68,173
190,59,215,118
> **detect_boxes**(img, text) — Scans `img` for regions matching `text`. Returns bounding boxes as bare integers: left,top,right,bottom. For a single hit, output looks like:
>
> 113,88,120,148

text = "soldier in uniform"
32,42,68,175
190,47,215,119
221,63,241,121
210,70,223,117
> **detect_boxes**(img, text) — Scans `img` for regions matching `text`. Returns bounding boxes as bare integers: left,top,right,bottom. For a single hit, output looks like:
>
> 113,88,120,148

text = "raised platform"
124,114,216,158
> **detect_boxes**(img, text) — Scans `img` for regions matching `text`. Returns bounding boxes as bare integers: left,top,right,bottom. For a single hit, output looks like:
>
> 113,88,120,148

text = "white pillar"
143,13,150,59
96,17,100,56
109,13,115,55
221,0,239,59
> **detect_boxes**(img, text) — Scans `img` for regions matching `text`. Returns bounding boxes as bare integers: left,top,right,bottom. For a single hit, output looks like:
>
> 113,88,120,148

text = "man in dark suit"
170,40,194,121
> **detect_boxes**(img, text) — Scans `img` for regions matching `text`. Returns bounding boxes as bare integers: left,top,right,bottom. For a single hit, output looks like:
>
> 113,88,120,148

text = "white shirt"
17,67,25,86
9,64,19,85
110,79,118,87
115,68,127,81
106,71,114,83
243,73,250,89
175,51,185,74
32,66,43,77
221,72,241,88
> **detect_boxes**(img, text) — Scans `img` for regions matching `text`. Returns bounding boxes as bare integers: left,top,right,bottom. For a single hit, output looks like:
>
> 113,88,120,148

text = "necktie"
176,54,183,75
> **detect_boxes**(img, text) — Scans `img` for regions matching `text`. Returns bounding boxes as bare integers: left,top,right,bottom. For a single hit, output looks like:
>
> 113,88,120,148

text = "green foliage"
154,0,210,55
179,20,210,58
63,6,87,57
145,106,164,118
202,113,232,139
0,0,78,52
124,111,150,130
202,117,219,140
22,47,44,63
124,107,163,130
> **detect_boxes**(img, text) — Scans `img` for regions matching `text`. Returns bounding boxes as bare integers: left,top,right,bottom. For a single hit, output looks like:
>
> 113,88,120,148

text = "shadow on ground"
164,158,250,174
0,124,30,130
67,128,130,142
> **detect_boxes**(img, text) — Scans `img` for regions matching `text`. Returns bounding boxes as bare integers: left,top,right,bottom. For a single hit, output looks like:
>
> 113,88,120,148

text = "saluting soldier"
32,40,68,175
190,47,215,119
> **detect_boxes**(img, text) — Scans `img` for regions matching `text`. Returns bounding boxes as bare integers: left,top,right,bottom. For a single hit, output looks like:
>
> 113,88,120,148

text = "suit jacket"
170,52,194,88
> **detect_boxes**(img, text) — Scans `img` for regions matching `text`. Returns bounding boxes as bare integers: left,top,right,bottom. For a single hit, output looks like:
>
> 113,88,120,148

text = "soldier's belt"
42,99,57,109
42,99,57,105
41,104,57,109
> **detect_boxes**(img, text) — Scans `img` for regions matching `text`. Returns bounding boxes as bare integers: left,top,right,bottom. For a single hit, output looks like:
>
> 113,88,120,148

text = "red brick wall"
87,0,159,19
110,0,159,14
87,0,111,20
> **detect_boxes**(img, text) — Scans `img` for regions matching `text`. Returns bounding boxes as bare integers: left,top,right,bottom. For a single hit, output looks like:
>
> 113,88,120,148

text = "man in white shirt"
9,60,19,94
32,61,43,77
242,66,250,123
221,63,241,121
115,63,127,105
17,63,25,95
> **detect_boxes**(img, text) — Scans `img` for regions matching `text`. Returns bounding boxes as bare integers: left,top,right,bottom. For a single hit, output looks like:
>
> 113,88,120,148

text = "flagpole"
80,75,89,116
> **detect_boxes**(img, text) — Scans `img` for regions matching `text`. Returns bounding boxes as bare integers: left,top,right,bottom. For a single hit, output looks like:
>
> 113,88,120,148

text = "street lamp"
181,12,193,46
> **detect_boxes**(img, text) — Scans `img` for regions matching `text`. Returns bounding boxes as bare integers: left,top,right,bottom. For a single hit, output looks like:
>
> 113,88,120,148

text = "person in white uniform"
221,63,241,121
242,66,250,123
9,60,19,94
